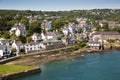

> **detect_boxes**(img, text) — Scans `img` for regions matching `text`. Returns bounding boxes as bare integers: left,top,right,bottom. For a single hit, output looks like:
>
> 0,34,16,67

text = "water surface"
19,51,120,80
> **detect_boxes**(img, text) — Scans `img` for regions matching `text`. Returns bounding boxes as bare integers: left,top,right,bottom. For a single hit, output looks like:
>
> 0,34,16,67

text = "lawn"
0,65,36,76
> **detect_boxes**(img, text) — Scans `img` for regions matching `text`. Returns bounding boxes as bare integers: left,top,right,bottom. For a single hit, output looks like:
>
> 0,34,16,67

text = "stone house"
108,21,120,29
40,39,65,50
41,20,52,31
91,31,120,43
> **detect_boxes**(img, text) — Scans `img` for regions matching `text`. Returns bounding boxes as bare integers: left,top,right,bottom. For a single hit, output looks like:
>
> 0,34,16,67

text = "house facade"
62,36,76,45
108,21,120,29
9,23,26,37
12,41,24,55
83,25,93,32
0,39,11,58
24,42,41,53
46,32,59,40
32,33,42,42
87,41,101,49
40,39,65,50
91,31,120,43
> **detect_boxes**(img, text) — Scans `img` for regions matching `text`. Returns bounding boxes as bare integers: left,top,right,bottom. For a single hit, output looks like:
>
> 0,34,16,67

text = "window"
3,52,5,55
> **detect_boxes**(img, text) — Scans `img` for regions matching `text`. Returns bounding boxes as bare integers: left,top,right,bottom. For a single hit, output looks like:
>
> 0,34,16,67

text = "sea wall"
0,56,21,64
1,68,41,80
0,46,75,64
21,46,75,58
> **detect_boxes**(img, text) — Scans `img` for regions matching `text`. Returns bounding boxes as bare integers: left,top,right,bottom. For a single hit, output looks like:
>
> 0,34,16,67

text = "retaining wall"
1,68,41,80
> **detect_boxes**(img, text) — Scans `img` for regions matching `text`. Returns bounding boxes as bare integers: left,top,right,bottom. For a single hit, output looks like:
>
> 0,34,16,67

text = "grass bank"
0,65,36,76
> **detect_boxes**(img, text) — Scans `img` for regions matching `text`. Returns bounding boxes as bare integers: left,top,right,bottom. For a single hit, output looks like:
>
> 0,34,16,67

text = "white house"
0,39,11,58
87,41,101,49
41,32,47,41
62,27,69,35
62,23,78,36
32,33,42,42
40,42,47,49
24,42,41,53
68,26,73,33
41,32,59,40
9,23,26,37
12,41,24,55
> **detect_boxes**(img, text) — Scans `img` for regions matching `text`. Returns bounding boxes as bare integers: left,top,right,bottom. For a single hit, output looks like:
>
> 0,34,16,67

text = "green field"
0,65,36,76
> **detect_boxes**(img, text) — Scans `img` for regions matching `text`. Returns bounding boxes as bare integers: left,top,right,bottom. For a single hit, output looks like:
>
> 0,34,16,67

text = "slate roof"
0,45,3,50
93,31,120,35
11,23,26,34
16,41,23,46
33,33,41,36
25,42,39,46
87,41,100,44
0,39,9,45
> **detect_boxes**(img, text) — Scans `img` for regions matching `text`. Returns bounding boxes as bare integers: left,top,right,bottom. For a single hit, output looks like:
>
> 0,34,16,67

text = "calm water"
19,51,120,80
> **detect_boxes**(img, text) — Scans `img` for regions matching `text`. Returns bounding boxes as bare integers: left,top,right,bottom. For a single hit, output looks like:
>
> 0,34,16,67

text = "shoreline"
1,46,120,80
5,46,120,66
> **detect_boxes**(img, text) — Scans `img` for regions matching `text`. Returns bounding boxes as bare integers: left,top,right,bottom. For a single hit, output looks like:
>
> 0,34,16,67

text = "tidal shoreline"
1,46,120,80
5,46,120,66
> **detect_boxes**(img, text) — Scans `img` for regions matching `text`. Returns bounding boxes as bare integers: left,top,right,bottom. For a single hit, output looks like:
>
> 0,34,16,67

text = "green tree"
17,35,26,43
28,21,41,36
0,32,10,39
52,19,68,30
20,17,29,27
26,37,32,42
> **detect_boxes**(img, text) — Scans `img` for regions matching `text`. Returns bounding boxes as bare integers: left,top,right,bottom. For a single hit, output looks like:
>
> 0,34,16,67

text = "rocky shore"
1,45,120,80
6,45,120,66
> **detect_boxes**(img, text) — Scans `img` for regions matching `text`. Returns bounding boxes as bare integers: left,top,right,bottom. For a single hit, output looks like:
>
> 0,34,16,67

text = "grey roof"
0,45,3,50
10,23,26,37
87,41,100,44
93,31,120,35
13,23,25,29
33,33,41,37
46,32,60,38
43,39,61,43
16,41,23,46
25,42,39,46
46,32,55,36
0,39,9,44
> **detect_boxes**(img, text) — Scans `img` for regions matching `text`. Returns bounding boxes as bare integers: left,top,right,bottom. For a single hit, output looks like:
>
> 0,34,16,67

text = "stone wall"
1,68,41,80
0,45,76,64
46,43,66,50
0,56,21,64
